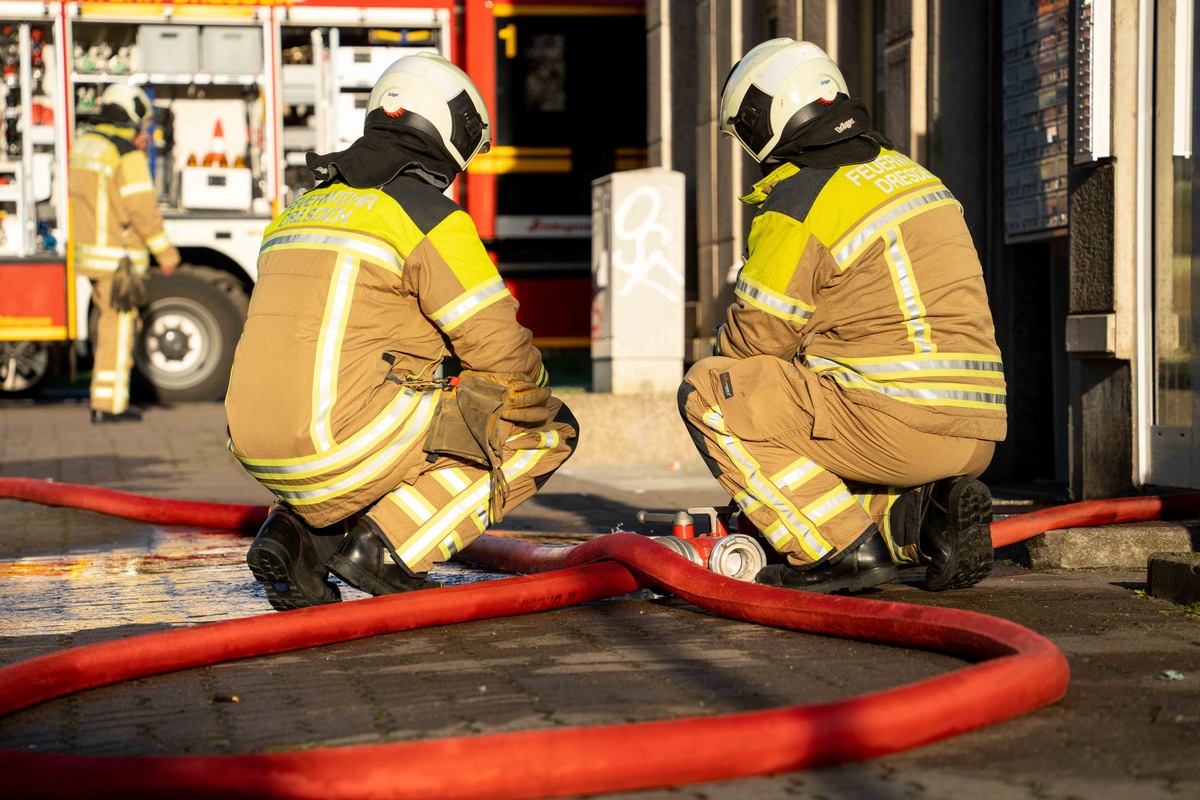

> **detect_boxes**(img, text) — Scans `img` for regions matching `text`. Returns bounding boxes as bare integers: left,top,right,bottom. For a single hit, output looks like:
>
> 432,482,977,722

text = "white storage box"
0,211,22,255
136,25,200,74
335,92,370,148
200,27,263,75
334,47,398,88
181,167,252,211
281,63,317,106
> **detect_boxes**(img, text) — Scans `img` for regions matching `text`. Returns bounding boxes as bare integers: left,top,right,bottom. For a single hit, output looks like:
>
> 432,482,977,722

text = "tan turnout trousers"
361,400,576,574
86,280,139,415
681,355,993,567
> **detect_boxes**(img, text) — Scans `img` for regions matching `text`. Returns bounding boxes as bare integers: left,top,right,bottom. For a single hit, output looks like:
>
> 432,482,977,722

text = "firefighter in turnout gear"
227,53,577,611
679,39,1006,594
69,84,180,423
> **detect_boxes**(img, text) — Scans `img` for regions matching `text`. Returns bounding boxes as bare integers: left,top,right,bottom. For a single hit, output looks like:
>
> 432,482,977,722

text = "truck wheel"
0,340,55,397
134,271,245,402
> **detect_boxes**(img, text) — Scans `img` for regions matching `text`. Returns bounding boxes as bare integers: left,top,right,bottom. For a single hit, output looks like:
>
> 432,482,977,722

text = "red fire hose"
0,478,1195,799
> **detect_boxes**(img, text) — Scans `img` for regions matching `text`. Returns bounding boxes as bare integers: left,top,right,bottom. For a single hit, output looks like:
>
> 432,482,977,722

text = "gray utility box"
137,25,200,74
591,168,686,394
200,27,263,75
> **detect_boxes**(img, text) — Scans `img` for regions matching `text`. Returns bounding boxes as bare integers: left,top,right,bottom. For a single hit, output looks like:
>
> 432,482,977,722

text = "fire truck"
0,0,645,399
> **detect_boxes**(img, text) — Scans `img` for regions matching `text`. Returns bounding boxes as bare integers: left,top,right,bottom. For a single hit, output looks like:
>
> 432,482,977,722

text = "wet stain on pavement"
0,527,503,636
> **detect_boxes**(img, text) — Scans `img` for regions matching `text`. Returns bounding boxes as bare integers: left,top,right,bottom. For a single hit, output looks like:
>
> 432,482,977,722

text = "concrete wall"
558,392,704,470
658,0,921,355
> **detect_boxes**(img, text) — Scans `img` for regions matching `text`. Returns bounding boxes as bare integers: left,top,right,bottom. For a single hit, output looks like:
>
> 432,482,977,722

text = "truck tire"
0,340,56,397
133,271,246,402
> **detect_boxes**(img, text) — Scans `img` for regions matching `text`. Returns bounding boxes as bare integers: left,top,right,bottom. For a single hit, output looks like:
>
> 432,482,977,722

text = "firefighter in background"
227,53,577,611
679,39,1006,593
69,84,180,423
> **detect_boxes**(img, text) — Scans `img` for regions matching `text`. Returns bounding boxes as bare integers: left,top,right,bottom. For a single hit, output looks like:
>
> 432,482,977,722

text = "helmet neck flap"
306,114,461,191
761,96,893,175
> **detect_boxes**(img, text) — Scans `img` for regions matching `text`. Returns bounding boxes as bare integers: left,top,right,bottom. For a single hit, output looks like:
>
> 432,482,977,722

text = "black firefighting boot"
918,477,994,591
246,503,341,611
755,525,898,593
91,408,142,424
326,519,441,596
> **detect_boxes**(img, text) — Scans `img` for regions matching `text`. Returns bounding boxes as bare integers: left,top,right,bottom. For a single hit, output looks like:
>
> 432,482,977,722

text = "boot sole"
758,563,899,594
925,479,994,591
247,538,340,611
807,563,899,594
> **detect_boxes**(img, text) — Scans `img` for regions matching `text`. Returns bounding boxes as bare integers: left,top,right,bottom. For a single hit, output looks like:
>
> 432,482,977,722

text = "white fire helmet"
99,83,154,127
719,38,849,162
366,53,492,170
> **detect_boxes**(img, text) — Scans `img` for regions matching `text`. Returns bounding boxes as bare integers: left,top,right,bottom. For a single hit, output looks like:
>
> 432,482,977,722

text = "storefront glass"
1155,154,1194,425
1150,0,1198,486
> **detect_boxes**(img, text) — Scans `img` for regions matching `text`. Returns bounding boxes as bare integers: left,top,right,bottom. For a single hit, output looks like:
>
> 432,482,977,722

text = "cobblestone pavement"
0,400,1198,799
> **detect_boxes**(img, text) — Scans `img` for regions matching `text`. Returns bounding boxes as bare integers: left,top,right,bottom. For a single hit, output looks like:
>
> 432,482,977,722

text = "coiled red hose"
0,478,1191,799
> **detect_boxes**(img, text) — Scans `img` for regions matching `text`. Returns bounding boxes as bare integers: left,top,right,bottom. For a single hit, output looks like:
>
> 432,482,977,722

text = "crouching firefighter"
679,39,1006,594
226,54,577,611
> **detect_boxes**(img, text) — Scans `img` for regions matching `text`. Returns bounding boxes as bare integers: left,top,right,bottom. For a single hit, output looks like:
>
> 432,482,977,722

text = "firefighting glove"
421,371,551,523
462,370,552,425
110,256,147,313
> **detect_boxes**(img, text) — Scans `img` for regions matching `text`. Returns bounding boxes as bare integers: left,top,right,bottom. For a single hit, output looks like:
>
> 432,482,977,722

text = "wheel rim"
135,297,223,391
0,341,50,393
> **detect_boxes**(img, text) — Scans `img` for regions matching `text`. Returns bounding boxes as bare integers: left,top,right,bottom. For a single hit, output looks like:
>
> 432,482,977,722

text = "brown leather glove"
110,256,147,313
462,371,552,424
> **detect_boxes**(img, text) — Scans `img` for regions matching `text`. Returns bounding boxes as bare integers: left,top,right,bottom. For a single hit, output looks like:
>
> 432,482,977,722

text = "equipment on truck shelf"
0,0,648,400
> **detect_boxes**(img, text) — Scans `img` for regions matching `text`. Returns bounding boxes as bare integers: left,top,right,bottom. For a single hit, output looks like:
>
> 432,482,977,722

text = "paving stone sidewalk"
0,400,1197,800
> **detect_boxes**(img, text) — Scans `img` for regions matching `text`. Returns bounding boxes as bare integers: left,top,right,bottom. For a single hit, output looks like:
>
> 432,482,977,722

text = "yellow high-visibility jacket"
225,175,548,526
718,150,1006,442
68,123,180,276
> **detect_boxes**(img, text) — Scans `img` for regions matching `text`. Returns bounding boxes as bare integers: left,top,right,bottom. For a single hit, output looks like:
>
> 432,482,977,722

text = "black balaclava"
761,95,893,175
305,109,461,191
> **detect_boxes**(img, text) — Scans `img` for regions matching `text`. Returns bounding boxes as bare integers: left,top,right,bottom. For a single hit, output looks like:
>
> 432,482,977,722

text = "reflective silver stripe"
804,488,854,524
397,431,558,568
266,391,438,502
703,408,832,560
735,277,813,323
240,389,424,478
145,232,171,252
828,368,1007,405
261,231,402,272
440,534,461,558
75,244,150,263
776,459,819,489
74,258,121,272
314,254,358,452
391,486,435,523
70,157,114,176
433,277,508,331
805,355,1004,376
833,189,957,266
113,310,133,414
97,173,109,247
119,181,155,197
885,229,933,353
435,468,470,492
